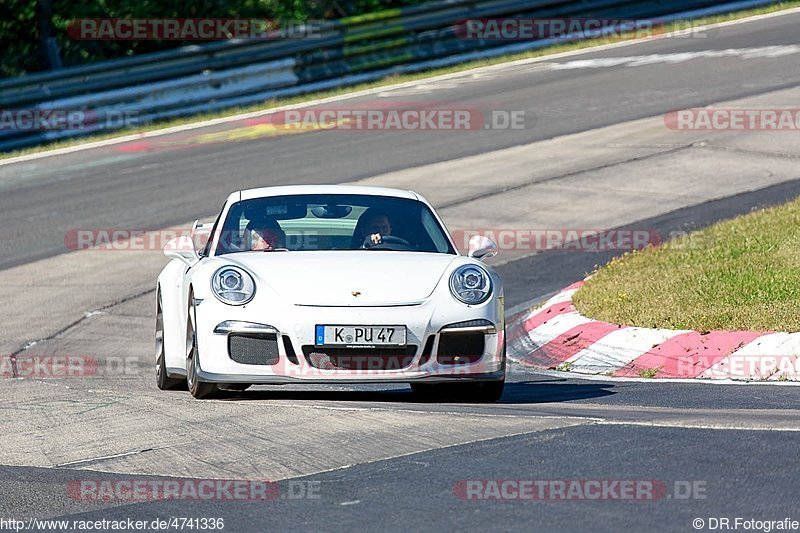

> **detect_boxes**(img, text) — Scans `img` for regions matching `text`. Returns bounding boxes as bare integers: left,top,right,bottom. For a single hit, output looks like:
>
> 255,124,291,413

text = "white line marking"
308,404,601,421
518,367,800,386
506,293,553,317
565,327,688,374
551,45,800,70
54,449,149,467
598,420,800,431
700,332,800,380
520,312,593,350
541,288,580,307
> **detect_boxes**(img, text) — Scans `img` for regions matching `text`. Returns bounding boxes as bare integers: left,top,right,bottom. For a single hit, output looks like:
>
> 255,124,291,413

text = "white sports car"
155,185,505,401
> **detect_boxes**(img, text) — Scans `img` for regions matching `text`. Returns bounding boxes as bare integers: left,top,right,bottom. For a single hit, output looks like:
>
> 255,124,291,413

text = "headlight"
449,265,492,305
211,266,256,305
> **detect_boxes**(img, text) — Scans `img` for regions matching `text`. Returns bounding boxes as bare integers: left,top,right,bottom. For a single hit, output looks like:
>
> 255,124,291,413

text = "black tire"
156,290,185,391
455,380,505,403
410,382,440,402
411,380,505,403
221,384,251,392
185,291,219,399
411,335,506,403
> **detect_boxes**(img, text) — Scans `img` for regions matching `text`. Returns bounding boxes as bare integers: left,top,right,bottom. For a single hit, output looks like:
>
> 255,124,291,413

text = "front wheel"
412,335,506,403
186,292,219,399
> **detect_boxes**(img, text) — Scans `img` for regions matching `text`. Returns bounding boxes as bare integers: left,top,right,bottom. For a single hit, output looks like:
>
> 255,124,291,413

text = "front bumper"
193,296,505,384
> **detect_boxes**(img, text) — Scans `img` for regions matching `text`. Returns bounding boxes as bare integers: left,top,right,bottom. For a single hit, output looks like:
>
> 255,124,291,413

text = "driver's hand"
363,233,383,248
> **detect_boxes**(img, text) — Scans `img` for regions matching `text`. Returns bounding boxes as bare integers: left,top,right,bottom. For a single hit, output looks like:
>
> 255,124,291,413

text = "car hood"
225,251,459,306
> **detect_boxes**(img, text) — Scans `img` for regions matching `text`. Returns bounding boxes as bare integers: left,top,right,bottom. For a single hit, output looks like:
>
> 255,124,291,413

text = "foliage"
1,0,427,77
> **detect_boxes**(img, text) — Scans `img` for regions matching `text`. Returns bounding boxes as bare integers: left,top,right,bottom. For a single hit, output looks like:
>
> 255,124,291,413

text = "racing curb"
507,281,800,381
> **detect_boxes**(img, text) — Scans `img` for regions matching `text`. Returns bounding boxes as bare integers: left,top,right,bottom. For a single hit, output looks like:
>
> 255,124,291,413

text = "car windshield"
214,194,455,255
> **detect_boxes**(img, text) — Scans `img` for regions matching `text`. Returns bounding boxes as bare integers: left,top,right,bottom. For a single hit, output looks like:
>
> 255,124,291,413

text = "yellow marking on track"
194,118,353,143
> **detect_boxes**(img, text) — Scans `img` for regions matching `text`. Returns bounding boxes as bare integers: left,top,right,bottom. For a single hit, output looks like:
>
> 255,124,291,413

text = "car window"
421,208,451,254
214,194,454,255
201,203,226,257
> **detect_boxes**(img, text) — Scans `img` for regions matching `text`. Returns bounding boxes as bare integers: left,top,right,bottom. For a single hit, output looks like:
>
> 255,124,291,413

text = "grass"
573,198,800,333
555,361,574,372
639,367,662,379
4,0,800,160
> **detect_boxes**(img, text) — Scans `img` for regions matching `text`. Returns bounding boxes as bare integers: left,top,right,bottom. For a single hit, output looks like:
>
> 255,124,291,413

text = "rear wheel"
155,290,185,391
185,292,219,399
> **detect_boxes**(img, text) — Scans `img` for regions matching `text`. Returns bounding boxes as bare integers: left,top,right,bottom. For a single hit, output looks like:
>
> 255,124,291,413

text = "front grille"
437,332,485,365
229,333,280,365
302,345,417,371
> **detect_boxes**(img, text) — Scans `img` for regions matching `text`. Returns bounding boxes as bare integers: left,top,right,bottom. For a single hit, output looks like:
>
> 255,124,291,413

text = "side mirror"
164,236,199,266
190,219,213,251
467,235,498,260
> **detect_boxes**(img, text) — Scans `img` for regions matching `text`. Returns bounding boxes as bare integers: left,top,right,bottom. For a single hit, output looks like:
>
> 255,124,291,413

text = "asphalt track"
2,9,800,533
4,9,800,270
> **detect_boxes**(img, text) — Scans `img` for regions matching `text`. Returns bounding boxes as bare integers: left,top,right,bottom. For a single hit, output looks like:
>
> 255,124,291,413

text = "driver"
352,208,392,248
247,219,287,251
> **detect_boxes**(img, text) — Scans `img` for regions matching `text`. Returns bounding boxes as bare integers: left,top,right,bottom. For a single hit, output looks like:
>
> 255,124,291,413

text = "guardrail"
0,0,779,152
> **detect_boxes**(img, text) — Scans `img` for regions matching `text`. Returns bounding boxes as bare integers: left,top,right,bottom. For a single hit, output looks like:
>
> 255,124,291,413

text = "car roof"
234,185,420,202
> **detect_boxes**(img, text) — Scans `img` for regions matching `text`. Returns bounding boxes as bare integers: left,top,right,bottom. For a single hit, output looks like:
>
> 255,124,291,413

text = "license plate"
315,325,406,346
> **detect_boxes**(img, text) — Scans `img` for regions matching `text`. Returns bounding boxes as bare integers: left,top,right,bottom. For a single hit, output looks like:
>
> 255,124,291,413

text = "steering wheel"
363,234,414,251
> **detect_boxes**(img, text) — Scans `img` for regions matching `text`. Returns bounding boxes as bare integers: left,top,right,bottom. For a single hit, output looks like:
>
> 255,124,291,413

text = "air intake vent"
228,333,280,365
437,332,484,365
302,345,417,371
282,335,299,365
